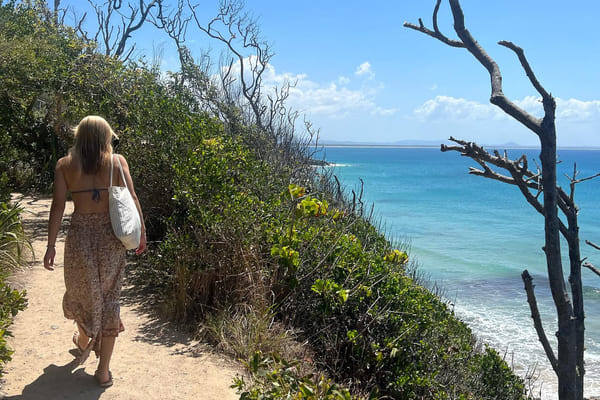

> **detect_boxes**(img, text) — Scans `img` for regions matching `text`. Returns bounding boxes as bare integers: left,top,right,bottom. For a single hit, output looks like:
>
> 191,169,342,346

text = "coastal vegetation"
0,201,29,377
0,1,531,398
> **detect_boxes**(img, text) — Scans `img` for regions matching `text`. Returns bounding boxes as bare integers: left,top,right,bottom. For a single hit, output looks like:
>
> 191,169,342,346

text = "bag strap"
109,154,114,188
109,154,128,189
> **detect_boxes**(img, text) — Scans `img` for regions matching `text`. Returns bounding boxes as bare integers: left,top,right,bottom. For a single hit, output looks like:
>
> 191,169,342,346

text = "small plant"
232,352,358,400
0,202,29,377
0,202,32,271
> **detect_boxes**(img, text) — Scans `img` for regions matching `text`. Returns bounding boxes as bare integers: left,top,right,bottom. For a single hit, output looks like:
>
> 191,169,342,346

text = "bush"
0,202,29,377
233,352,358,400
0,273,27,377
270,185,527,399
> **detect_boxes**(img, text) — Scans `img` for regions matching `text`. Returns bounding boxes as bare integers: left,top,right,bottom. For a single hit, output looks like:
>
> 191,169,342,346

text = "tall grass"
0,202,31,271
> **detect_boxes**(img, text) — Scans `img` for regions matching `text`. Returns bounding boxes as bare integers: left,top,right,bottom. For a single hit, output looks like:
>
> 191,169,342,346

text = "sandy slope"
0,195,242,400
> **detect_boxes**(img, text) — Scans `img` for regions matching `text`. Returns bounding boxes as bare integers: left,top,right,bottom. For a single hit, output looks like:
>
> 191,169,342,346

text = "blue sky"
62,1,600,147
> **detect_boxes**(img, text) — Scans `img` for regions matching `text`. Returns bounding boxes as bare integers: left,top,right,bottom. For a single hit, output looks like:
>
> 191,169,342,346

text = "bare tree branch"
586,240,600,251
583,262,600,278
114,0,159,58
403,0,464,48
188,0,272,129
88,0,160,60
522,270,559,374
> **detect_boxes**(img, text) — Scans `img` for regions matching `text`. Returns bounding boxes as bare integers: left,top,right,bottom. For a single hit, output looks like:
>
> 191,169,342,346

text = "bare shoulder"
116,153,130,168
56,155,72,170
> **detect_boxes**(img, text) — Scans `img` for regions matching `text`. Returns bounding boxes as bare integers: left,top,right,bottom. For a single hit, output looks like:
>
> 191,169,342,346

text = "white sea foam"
325,162,351,167
454,301,600,399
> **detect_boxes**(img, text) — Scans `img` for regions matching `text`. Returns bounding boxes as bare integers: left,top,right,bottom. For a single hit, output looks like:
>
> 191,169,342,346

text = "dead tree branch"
522,270,559,374
88,0,160,60
586,240,600,251
403,0,464,48
188,0,271,129
583,242,600,277
583,262,600,278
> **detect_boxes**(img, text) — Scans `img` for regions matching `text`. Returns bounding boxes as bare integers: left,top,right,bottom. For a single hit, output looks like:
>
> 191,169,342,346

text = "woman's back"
59,154,123,214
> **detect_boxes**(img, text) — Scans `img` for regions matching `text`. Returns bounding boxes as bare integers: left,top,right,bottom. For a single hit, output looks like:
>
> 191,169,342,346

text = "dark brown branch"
575,173,600,185
586,240,600,251
114,0,159,58
522,270,559,374
88,0,159,59
447,0,547,137
568,163,578,203
498,41,551,100
442,137,574,238
583,262,600,278
403,0,464,48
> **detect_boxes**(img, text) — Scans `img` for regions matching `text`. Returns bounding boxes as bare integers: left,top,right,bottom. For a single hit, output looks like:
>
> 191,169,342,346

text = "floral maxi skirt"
63,212,126,364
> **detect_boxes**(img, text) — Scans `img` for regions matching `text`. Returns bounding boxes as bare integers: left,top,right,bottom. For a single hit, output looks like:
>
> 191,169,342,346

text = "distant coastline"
319,142,600,151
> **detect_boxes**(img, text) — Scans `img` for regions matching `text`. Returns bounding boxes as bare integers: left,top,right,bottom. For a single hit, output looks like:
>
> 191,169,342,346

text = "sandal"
72,331,85,354
94,370,113,388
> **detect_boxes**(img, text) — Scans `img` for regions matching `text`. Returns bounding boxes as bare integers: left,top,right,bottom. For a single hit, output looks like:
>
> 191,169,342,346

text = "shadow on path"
2,360,106,400
120,282,198,350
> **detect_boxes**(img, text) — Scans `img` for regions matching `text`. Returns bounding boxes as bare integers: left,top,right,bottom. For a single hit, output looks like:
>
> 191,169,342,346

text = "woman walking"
43,115,146,387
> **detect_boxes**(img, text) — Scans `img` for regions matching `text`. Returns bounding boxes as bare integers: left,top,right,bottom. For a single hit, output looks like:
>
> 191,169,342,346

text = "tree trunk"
405,1,586,398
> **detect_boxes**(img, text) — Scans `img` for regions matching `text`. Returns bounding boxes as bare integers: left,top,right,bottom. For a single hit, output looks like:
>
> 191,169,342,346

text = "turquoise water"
319,146,600,398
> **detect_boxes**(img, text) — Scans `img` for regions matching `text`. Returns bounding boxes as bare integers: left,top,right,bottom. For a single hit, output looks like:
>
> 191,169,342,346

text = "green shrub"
0,202,31,270
271,184,527,399
0,273,27,377
233,352,358,400
0,202,29,377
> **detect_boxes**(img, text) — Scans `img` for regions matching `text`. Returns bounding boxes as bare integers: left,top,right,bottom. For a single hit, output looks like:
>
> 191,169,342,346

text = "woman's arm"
44,160,68,270
118,154,147,255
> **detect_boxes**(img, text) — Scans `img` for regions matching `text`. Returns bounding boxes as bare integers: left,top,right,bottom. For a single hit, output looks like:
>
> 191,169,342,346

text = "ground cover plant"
0,202,29,377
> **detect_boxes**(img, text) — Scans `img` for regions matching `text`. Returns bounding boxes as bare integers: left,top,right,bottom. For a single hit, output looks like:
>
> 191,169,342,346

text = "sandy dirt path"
0,195,242,400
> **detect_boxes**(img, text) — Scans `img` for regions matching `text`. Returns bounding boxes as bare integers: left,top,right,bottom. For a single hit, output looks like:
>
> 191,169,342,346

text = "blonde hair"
71,115,118,174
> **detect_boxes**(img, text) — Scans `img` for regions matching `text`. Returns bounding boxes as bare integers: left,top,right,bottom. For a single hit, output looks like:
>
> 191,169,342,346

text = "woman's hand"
135,233,147,255
44,247,56,271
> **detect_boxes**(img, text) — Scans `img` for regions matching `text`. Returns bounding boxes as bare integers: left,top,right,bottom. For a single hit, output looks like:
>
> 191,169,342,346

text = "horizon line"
317,142,600,151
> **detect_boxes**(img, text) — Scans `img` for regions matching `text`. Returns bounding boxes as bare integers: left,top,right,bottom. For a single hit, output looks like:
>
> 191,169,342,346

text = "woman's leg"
76,323,90,348
96,336,116,382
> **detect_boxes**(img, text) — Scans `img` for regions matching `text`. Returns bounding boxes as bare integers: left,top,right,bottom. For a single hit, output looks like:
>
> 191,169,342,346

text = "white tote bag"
109,154,141,250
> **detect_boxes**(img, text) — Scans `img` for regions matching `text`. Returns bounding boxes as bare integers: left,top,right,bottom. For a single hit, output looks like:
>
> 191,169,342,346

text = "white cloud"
557,98,600,122
243,58,397,118
414,96,504,121
415,95,600,125
355,62,374,79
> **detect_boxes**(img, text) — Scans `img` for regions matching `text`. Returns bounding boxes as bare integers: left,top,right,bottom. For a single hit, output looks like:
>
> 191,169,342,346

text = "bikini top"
69,155,124,202
70,187,107,202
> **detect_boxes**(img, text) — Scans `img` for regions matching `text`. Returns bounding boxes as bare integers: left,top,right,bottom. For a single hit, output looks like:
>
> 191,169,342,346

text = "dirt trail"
0,195,242,400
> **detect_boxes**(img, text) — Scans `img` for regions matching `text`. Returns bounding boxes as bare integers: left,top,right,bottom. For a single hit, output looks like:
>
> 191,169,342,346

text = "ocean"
318,146,600,399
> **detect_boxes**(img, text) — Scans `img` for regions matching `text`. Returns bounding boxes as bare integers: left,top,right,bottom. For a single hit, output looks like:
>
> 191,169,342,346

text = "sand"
0,195,243,400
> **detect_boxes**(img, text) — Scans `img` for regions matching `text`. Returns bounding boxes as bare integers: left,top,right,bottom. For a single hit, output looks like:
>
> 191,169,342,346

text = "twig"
583,262,600,278
585,240,600,251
